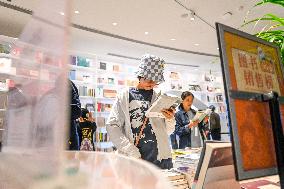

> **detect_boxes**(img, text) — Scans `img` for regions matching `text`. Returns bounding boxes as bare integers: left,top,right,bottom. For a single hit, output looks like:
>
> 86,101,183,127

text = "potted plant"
242,0,284,65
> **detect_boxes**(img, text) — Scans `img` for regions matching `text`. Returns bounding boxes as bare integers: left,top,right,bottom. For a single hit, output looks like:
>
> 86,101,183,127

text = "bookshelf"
161,67,229,140
68,53,139,151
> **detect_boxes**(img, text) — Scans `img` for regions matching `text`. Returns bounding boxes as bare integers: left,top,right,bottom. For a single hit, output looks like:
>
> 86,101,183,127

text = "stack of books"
162,170,190,189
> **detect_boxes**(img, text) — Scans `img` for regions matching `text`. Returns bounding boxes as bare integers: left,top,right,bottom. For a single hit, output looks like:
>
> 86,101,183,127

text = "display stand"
230,90,284,188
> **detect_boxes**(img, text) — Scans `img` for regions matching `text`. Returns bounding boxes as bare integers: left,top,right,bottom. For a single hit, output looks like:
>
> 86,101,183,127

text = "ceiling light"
74,10,79,14
60,12,64,16
194,68,199,71
170,38,176,41
194,43,199,46
181,13,188,18
112,22,118,26
144,32,149,35
217,47,219,50
222,12,233,20
189,10,195,21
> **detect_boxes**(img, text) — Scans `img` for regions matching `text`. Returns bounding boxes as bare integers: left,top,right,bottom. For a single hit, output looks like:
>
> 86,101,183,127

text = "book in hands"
191,109,211,123
145,95,180,118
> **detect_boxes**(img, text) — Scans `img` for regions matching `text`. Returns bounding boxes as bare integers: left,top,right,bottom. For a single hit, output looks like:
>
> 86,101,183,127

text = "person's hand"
188,120,199,128
161,108,175,119
88,112,95,122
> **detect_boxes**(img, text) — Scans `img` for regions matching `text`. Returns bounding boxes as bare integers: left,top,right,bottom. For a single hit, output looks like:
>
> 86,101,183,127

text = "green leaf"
255,0,284,8
242,14,284,28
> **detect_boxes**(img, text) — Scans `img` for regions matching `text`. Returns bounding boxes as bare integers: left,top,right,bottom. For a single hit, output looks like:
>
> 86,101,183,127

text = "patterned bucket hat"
134,54,165,83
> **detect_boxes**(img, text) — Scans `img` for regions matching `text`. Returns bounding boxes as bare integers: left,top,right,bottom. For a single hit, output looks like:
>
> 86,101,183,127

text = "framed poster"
216,23,284,180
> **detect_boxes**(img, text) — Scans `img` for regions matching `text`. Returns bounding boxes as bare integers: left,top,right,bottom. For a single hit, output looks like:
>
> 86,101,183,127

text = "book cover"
113,65,120,72
145,95,180,118
69,70,76,80
194,142,234,189
70,55,76,65
103,89,117,98
99,62,107,70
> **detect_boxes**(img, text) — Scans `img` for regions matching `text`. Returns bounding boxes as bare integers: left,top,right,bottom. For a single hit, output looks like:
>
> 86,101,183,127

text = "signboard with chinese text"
216,23,284,180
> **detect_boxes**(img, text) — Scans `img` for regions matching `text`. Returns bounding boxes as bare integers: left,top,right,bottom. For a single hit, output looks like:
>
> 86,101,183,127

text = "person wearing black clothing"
69,80,81,150
209,105,221,140
175,91,209,149
78,108,97,151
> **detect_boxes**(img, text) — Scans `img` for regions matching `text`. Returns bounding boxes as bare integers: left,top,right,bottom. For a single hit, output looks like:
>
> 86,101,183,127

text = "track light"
189,10,195,21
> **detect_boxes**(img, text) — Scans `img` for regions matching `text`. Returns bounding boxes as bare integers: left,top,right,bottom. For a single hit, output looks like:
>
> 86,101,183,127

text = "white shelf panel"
96,69,128,76
71,79,94,85
69,65,96,72
79,96,95,99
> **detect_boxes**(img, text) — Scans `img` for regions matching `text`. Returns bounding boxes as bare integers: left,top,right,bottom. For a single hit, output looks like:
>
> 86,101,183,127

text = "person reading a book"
106,54,175,169
175,91,209,149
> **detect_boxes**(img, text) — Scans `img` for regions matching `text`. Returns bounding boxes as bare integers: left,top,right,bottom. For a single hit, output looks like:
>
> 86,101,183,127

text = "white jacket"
106,88,175,160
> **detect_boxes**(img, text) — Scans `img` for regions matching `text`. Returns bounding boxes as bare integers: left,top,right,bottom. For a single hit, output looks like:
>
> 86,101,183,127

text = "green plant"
242,0,284,65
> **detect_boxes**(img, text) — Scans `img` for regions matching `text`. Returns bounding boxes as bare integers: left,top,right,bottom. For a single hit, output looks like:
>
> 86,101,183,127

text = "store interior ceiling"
0,0,283,72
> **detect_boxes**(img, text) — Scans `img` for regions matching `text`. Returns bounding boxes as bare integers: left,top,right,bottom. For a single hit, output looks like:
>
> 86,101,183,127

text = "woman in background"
175,91,209,149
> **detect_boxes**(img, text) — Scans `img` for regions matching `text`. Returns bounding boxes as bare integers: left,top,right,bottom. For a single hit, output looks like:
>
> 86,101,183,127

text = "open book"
191,109,211,123
145,95,180,118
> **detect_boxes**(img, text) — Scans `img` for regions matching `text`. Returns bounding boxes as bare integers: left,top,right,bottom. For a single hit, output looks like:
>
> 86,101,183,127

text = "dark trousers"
178,134,191,149
211,128,221,140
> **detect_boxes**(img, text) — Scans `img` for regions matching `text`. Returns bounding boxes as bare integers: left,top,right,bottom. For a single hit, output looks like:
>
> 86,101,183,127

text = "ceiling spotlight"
217,47,219,50
60,12,64,16
189,10,195,21
194,43,199,46
144,32,149,35
112,22,118,26
170,38,176,41
74,10,79,14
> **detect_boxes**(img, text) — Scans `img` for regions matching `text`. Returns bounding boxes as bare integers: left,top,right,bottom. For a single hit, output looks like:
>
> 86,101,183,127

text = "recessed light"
217,47,219,50
74,10,79,14
144,32,149,35
194,43,199,46
194,68,199,71
190,17,195,21
170,38,176,41
14,37,18,40
112,22,118,26
60,12,64,16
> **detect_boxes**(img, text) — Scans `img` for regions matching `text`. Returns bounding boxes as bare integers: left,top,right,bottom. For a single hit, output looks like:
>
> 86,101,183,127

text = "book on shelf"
70,55,76,65
96,87,104,97
108,77,115,85
169,71,180,80
189,84,202,91
103,89,117,98
118,80,125,85
97,103,113,112
113,65,120,72
96,117,106,127
145,95,180,118
85,103,95,113
97,77,105,84
99,62,107,70
77,56,90,67
69,70,76,80
95,132,109,142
